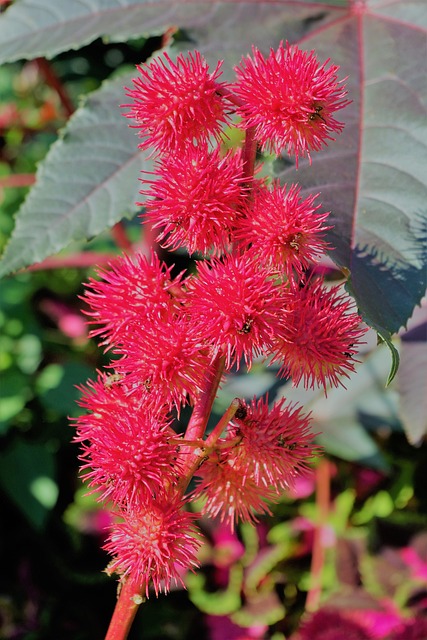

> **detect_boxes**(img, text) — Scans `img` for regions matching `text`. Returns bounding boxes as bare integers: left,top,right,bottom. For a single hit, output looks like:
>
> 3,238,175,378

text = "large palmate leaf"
0,0,426,346
0,0,342,66
273,1,427,347
397,303,427,445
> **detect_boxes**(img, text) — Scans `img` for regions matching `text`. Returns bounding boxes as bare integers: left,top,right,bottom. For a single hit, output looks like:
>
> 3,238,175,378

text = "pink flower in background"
400,546,427,582
39,298,88,341
206,614,268,640
346,600,403,638
234,41,349,165
295,609,374,639
387,618,427,640
123,50,230,154
286,472,316,499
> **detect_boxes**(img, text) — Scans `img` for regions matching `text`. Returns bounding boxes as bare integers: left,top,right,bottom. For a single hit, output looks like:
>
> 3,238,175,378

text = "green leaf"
277,345,402,468
397,307,427,445
244,543,290,592
36,361,95,416
0,72,151,277
187,565,243,615
0,0,342,66
377,333,400,387
0,440,57,530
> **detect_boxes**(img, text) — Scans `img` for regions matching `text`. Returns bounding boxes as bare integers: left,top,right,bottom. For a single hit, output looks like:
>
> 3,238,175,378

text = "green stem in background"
104,577,146,640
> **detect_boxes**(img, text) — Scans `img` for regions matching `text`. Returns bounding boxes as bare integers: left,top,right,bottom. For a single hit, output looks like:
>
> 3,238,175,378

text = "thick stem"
175,398,241,495
104,578,146,640
184,354,226,443
176,355,226,488
305,459,331,612
241,125,257,187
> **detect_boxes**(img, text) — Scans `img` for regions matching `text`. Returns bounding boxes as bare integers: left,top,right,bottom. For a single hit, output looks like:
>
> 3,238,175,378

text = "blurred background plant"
0,1,426,639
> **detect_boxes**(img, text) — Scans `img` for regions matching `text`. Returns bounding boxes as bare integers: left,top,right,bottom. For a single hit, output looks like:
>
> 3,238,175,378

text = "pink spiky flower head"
113,311,210,412
236,180,330,277
270,277,367,391
104,496,202,597
123,50,230,155
234,41,350,166
188,254,286,370
74,375,177,507
231,396,317,492
141,146,245,255
82,251,184,349
194,449,275,531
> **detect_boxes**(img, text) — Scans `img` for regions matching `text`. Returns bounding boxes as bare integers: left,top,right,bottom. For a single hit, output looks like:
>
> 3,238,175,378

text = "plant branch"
184,354,226,443
35,57,75,118
104,577,146,640
175,397,241,495
241,125,257,187
25,252,117,272
305,459,331,612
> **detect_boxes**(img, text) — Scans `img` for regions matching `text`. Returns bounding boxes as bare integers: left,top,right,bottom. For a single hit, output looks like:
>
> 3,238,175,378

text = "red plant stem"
104,578,146,640
184,354,226,443
305,459,331,612
175,398,240,495
105,359,228,639
111,222,134,253
241,125,257,186
25,251,117,272
0,174,36,188
177,355,226,483
35,58,75,118
204,398,240,448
